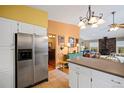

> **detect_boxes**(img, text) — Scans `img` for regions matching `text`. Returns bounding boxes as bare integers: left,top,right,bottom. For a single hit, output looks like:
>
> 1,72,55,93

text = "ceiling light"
81,25,86,29
78,5,105,29
89,17,98,24
92,24,98,28
114,27,119,30
78,21,85,27
109,11,119,31
97,18,105,24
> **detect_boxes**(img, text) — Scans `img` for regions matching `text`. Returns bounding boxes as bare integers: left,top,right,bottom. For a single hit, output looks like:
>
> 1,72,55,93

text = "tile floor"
33,69,69,88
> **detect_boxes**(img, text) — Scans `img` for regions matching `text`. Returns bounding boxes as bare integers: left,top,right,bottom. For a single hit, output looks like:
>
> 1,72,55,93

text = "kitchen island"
68,57,124,88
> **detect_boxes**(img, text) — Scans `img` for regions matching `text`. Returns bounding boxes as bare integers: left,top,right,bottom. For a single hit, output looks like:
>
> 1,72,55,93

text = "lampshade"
78,21,85,27
114,27,119,31
76,44,79,47
91,24,98,28
67,43,70,47
81,25,86,29
97,18,105,24
110,27,119,31
89,17,98,24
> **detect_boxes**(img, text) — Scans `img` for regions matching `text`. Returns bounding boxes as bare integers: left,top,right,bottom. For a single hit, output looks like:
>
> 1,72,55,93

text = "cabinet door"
0,17,17,46
34,25,47,36
92,80,111,88
78,73,91,88
69,69,78,88
92,69,114,88
18,22,34,34
0,47,15,88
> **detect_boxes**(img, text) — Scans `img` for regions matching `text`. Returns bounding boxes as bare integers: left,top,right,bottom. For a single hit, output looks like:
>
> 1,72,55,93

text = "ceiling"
29,5,124,40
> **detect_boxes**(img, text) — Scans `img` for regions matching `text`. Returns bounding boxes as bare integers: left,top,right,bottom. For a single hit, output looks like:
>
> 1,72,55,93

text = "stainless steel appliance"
15,33,48,88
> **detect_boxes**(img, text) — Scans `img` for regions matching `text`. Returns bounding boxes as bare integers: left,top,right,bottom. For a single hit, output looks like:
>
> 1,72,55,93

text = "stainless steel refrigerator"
15,33,48,88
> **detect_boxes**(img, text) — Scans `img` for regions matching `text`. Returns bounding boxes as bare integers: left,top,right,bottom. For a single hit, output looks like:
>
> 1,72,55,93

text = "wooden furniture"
68,57,124,88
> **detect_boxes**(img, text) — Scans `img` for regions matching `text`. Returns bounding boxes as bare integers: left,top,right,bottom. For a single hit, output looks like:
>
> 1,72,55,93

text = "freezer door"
16,33,34,88
34,35,48,83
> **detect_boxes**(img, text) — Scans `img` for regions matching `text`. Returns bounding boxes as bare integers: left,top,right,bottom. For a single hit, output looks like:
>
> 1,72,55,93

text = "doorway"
48,34,56,71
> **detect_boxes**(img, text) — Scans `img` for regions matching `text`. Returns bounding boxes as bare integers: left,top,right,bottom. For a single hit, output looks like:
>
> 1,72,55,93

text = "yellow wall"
0,5,48,28
48,20,80,67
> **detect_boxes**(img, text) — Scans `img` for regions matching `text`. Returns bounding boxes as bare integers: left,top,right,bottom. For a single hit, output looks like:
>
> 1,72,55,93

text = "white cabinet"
0,47,15,88
69,69,78,88
18,22,47,36
69,63,124,88
92,69,124,88
69,63,91,88
0,17,47,88
79,73,91,88
34,25,47,36
0,17,17,47
18,22,34,34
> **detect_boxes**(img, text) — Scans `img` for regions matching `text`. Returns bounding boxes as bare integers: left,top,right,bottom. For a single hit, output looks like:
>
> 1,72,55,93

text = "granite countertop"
68,57,124,78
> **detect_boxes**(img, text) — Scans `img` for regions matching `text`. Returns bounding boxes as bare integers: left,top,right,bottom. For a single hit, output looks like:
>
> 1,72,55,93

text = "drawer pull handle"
111,80,121,84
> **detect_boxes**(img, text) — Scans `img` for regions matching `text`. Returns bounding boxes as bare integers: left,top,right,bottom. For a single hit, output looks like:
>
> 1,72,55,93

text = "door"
34,35,48,83
16,33,34,88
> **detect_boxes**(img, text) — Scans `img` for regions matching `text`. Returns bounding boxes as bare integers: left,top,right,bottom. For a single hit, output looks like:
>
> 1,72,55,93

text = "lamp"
76,44,80,53
78,5,105,29
108,11,119,31
67,43,70,54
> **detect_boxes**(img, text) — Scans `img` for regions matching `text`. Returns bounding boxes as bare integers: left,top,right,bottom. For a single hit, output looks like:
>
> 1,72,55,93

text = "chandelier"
78,5,105,29
108,11,119,31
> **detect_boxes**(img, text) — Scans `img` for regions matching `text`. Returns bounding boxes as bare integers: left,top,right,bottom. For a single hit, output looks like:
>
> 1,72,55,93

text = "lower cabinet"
69,63,91,88
69,69,78,88
69,63,124,88
78,73,91,88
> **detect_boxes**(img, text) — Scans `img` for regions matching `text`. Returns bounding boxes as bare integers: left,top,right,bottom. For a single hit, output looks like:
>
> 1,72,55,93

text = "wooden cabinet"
69,63,124,88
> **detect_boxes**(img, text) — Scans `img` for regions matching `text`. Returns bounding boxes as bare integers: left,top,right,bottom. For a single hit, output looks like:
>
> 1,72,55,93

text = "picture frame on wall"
69,37,74,47
58,35,65,45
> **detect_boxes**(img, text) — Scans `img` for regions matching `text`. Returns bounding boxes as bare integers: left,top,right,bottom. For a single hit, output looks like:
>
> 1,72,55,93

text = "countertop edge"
68,60,124,78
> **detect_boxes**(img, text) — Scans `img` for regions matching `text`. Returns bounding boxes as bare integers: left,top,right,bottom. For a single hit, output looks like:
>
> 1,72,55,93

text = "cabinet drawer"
92,69,124,87
69,63,91,76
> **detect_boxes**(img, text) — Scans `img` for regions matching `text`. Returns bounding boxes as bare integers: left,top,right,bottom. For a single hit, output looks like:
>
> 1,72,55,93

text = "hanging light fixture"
108,11,119,31
78,5,105,29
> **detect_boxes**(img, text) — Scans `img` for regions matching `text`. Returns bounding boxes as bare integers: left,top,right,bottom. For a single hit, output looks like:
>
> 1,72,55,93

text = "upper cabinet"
0,17,17,47
0,17,47,47
33,25,47,36
18,21,47,36
18,22,34,34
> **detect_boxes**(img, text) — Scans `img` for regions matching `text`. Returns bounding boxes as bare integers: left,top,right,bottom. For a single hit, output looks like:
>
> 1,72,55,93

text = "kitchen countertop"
68,57,124,78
